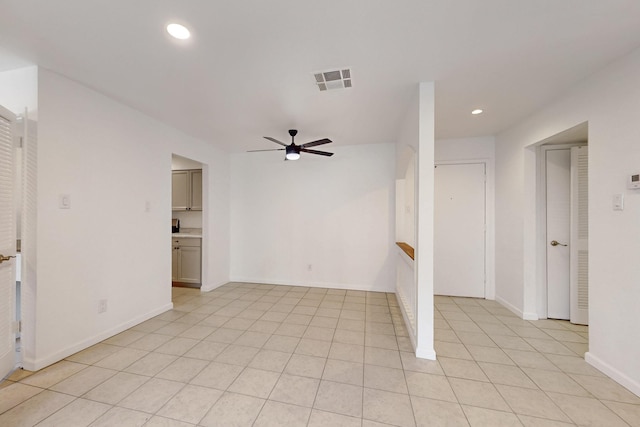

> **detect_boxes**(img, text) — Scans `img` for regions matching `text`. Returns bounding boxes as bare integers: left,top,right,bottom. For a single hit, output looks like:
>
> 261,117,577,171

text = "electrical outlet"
98,299,108,313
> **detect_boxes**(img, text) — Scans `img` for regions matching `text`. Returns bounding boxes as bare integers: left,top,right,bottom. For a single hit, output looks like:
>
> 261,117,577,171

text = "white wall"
0,66,37,118
435,136,494,161
495,47,640,395
27,68,230,370
395,157,415,247
230,143,395,292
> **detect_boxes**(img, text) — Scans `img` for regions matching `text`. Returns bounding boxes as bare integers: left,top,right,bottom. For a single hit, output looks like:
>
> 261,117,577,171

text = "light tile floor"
1,283,639,426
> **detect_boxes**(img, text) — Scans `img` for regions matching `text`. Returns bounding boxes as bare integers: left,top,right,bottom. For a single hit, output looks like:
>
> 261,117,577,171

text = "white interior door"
0,105,17,379
546,149,571,319
434,163,486,298
570,146,589,325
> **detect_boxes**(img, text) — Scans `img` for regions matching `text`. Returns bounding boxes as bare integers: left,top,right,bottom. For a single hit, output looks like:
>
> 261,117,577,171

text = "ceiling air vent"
313,68,352,91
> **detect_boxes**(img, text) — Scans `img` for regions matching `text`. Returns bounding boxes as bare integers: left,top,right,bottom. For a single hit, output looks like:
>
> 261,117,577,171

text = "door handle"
550,240,568,247
0,254,16,264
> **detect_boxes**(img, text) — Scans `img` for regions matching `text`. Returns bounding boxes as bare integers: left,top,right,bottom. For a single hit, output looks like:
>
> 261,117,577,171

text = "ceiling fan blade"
247,148,285,152
301,138,332,148
300,148,334,157
264,136,288,147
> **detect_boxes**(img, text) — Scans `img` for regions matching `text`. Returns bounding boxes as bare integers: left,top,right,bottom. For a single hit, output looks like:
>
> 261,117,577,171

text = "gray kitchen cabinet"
190,170,202,211
172,169,202,211
172,237,201,285
171,245,179,281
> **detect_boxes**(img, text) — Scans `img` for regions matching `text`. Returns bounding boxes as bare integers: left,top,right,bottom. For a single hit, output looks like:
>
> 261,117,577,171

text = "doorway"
0,105,18,380
538,137,588,324
171,154,205,290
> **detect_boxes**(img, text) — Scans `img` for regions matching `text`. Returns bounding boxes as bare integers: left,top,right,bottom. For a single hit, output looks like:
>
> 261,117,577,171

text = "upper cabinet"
172,169,202,211
172,170,189,210
190,170,202,211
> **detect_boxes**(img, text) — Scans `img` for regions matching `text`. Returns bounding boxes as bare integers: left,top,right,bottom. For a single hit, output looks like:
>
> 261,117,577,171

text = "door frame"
434,158,495,300
536,143,587,319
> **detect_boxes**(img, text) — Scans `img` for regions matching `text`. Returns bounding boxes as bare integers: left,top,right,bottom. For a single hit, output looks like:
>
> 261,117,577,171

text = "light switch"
59,194,71,209
613,193,624,211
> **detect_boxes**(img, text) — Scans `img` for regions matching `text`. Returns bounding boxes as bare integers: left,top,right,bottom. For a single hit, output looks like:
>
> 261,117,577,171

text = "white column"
415,82,436,359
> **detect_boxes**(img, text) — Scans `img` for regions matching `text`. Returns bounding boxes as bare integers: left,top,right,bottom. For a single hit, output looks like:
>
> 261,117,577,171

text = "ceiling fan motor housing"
286,145,300,156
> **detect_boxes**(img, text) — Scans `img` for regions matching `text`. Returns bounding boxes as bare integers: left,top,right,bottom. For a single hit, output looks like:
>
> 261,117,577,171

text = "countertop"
172,228,202,238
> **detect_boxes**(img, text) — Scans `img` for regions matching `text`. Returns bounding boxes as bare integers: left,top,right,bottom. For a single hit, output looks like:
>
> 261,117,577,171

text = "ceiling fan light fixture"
285,145,300,160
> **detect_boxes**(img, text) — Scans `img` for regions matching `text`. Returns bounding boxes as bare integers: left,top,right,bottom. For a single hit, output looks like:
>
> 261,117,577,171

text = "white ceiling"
1,1,640,152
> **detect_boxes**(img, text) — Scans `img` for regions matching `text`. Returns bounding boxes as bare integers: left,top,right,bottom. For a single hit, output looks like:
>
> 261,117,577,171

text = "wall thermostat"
629,173,640,189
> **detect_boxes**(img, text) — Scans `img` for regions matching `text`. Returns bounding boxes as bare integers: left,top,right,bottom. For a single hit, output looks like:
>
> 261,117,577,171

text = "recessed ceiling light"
167,23,191,40
471,109,483,115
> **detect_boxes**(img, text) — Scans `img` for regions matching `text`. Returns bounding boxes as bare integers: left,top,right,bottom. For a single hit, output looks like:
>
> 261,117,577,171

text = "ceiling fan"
248,129,333,160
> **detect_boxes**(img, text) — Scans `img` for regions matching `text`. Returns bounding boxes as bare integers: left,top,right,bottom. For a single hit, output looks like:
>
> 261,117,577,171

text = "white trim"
228,278,394,293
434,158,495,300
585,352,640,397
415,82,435,363
21,303,173,372
396,246,416,345
494,295,540,319
200,280,227,293
396,289,417,352
416,347,436,360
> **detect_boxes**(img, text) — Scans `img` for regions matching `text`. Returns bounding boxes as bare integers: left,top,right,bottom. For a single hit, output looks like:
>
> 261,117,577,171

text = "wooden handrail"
396,242,414,260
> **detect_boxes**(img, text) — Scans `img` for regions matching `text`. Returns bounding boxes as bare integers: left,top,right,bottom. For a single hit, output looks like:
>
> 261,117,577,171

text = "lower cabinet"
172,237,201,285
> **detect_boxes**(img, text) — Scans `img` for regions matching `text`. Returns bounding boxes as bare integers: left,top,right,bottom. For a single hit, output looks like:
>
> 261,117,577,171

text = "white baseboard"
585,352,640,397
495,295,523,317
395,289,417,352
229,277,394,293
495,295,538,319
200,280,227,292
416,347,436,360
21,303,173,372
